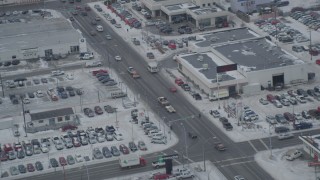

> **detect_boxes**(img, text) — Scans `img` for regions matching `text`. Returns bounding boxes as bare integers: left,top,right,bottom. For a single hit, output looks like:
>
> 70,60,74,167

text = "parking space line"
248,140,258,153
259,139,269,150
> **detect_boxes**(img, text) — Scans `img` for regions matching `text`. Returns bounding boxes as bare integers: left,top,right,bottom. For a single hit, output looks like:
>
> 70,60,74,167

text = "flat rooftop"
191,6,222,15
165,3,197,11
214,38,304,72
0,18,81,52
194,28,257,47
179,52,241,83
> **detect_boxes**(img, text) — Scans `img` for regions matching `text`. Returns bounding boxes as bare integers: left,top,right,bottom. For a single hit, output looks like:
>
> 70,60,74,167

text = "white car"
165,105,176,113
23,98,30,104
36,90,44,98
278,133,294,140
66,74,74,80
141,9,148,15
286,150,303,161
115,56,122,61
234,175,245,180
40,143,49,153
51,70,65,76
75,154,84,163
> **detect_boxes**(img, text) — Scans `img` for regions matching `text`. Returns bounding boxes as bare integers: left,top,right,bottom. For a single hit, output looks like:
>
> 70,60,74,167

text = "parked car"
104,105,115,113
84,108,95,117
75,154,84,163
10,166,19,176
93,148,103,159
110,146,120,156
138,140,147,151
275,126,289,133
275,114,287,124
94,106,104,115
59,157,67,166
102,147,112,158
35,161,43,171
259,98,269,105
67,155,75,165
50,158,59,167
119,144,130,154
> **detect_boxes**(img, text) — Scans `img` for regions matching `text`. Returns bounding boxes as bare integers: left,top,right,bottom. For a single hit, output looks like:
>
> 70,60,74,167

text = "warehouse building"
140,0,231,28
0,18,87,62
175,27,313,98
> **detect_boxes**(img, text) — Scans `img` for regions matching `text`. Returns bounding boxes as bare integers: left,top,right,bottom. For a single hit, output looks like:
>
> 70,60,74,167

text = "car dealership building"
175,28,314,98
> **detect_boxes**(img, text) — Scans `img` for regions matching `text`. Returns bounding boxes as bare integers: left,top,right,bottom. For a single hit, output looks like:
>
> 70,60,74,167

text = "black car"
188,132,197,139
59,91,68,99
68,90,76,96
81,12,88,16
193,93,202,100
181,84,190,91
41,78,48,83
293,122,313,130
12,60,20,65
104,105,115,113
35,161,43,171
105,125,115,134
84,108,94,117
102,147,112,158
3,61,11,66
110,19,116,24
57,86,65,93
128,141,138,152
76,89,83,95
18,165,26,174
50,158,59,167
275,126,289,133
28,92,35,98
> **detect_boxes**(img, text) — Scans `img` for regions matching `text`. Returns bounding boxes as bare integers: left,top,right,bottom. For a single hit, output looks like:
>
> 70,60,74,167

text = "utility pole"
180,123,188,166
0,73,4,97
269,124,273,159
310,29,312,61
21,96,28,137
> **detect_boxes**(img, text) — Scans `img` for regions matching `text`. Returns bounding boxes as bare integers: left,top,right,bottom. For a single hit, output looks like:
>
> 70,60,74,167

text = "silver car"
93,148,103,159
10,166,19,176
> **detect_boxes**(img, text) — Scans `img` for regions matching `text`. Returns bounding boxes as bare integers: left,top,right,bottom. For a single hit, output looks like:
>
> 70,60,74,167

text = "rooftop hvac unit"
202,64,208,70
197,55,204,61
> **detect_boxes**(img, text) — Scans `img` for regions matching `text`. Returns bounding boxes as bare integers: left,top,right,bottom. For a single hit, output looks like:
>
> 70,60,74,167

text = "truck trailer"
119,154,146,168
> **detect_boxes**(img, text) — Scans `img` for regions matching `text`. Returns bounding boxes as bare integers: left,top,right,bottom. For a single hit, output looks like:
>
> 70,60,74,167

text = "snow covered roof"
194,28,257,48
0,18,82,53
300,135,320,152
213,37,303,71
30,107,74,121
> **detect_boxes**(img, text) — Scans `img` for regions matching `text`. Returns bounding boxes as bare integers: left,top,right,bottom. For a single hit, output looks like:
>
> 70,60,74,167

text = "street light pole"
0,73,4,97
269,124,273,159
21,97,28,137
202,137,217,171
180,123,188,166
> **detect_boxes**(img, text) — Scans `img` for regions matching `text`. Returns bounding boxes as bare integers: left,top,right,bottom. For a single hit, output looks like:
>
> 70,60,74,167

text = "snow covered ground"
255,145,318,180
104,161,227,180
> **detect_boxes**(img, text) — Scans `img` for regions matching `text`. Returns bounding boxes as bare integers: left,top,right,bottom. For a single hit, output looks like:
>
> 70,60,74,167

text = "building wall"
246,64,309,87
0,41,80,61
31,114,77,127
0,0,40,5
230,0,272,13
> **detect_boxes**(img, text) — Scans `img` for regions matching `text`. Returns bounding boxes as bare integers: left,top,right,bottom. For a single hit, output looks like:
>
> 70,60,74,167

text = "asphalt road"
2,1,310,180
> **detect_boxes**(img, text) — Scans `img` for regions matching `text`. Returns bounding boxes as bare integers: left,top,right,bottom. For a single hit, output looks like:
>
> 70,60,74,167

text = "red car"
27,163,35,172
168,43,176,50
175,78,184,86
72,137,81,147
92,69,108,76
59,157,67,166
75,6,82,10
316,59,320,65
84,6,91,11
61,124,78,132
3,144,13,153
13,142,22,151
94,106,104,115
119,144,130,154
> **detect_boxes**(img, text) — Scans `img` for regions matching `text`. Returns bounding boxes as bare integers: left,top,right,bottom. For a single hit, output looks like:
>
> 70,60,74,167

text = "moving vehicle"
209,89,229,101
285,150,302,161
214,142,226,151
127,67,140,78
147,61,159,73
278,133,294,140
158,97,169,106
119,154,146,168
80,52,94,60
165,105,176,113
96,25,104,32
152,160,165,168
85,61,102,68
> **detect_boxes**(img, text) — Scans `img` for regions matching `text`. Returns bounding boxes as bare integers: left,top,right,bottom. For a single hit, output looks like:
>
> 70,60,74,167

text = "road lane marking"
220,160,255,167
259,139,269,150
248,140,258,153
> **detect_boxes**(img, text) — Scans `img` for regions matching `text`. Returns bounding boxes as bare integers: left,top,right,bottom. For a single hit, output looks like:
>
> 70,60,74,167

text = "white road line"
248,140,258,153
259,139,269,150
220,160,255,167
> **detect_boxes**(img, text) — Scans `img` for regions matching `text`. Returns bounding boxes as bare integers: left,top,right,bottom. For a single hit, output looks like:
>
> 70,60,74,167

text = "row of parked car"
108,2,141,29
93,69,118,87
0,60,20,67
254,18,309,44
83,104,116,117
290,10,320,31
261,87,320,108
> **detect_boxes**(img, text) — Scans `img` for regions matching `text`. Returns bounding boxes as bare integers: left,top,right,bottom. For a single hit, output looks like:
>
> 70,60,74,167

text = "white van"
147,61,159,73
96,25,103,32
111,91,127,99
113,131,123,141
148,130,161,137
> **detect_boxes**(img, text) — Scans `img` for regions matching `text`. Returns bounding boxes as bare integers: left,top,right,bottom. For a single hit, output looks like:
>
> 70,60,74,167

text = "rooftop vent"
197,55,204,61
202,64,208,70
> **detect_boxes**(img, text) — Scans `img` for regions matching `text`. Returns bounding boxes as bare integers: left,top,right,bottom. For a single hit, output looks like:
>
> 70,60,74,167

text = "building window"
241,2,244,6
203,4,205,7
57,117,63,122
251,1,255,5
65,115,70,121
208,3,210,6
39,120,44,123
12,55,16,59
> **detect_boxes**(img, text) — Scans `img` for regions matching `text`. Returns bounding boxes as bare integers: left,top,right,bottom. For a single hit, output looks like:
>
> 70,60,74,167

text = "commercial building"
0,18,87,62
0,0,40,6
140,0,231,28
175,27,313,98
230,0,272,13
299,135,320,164
25,107,80,133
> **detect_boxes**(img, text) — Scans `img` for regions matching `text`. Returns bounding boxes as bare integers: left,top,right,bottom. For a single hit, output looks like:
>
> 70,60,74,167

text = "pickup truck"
165,105,176,113
157,97,169,106
127,67,140,78
151,160,165,168
85,61,102,68
80,52,94,60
